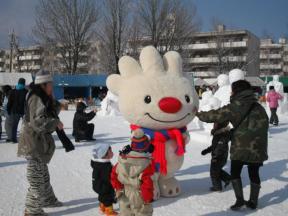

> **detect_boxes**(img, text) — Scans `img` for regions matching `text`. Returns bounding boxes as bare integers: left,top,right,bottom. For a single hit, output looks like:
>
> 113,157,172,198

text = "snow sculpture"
107,46,199,198
214,74,231,107
97,91,121,116
266,75,287,114
229,68,245,84
197,90,221,131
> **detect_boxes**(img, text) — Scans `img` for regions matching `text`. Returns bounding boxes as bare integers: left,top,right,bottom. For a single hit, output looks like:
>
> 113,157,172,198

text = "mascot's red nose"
158,97,182,113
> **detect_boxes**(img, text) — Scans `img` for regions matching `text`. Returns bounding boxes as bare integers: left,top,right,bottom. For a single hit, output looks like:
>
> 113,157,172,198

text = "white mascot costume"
107,46,199,198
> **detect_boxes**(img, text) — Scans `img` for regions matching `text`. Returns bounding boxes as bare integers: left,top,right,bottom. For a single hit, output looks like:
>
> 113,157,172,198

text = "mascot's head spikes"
106,46,199,130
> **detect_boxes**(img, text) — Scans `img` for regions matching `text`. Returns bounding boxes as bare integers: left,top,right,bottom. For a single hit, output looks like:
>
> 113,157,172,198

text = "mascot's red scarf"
130,125,187,175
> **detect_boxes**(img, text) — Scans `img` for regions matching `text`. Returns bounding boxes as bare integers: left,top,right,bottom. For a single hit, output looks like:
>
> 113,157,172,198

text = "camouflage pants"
25,159,57,215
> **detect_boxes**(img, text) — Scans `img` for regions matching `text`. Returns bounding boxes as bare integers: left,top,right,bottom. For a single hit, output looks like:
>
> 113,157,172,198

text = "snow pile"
229,68,245,84
197,90,221,131
0,72,33,86
214,74,231,107
97,91,121,116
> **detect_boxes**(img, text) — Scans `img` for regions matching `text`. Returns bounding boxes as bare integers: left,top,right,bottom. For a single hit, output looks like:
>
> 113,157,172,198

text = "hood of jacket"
118,151,151,178
231,89,257,106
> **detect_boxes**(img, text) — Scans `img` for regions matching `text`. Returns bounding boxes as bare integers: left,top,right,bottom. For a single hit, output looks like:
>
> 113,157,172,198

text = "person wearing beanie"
196,80,269,211
6,78,28,143
91,144,117,216
111,129,155,216
266,85,283,126
72,101,97,142
18,70,64,216
201,121,231,192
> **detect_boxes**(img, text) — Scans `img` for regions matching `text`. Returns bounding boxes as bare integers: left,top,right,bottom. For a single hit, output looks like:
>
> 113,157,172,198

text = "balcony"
260,64,282,70
260,44,282,49
187,56,247,64
20,65,41,71
192,71,216,77
19,55,41,61
184,41,248,50
283,56,288,62
260,53,282,59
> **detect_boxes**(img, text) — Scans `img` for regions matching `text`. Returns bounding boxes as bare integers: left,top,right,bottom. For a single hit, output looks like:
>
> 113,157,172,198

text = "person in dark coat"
7,78,28,143
201,121,231,192
91,144,117,215
197,80,269,211
73,102,96,142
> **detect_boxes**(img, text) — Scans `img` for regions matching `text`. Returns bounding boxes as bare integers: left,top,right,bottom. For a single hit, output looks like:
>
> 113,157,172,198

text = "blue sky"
0,0,287,48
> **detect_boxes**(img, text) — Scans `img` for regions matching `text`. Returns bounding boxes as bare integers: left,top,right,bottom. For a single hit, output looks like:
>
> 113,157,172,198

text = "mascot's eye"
185,95,190,103
144,95,152,104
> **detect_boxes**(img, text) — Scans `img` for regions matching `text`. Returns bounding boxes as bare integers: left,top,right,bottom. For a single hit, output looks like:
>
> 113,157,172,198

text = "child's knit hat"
131,129,151,152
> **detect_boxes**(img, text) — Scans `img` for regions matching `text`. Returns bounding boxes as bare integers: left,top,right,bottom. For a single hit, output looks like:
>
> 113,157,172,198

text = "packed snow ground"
0,110,288,216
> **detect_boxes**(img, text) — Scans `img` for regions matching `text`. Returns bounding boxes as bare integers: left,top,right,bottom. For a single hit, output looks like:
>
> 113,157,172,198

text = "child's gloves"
201,147,212,155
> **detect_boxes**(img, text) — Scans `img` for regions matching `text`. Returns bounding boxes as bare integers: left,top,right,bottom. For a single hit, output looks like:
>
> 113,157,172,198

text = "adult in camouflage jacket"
196,80,269,211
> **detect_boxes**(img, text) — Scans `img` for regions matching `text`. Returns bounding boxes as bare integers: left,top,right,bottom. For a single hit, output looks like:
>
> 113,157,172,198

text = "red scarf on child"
130,125,187,175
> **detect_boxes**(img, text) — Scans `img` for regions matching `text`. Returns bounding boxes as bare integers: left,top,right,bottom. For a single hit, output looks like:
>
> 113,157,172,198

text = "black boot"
230,179,245,210
210,178,222,192
246,183,261,210
221,170,231,188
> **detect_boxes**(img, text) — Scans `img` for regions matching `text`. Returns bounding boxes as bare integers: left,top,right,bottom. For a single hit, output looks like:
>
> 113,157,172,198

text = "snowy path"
0,111,288,216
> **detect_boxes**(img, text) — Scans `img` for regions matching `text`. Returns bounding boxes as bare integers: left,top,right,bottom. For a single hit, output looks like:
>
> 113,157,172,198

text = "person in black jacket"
91,144,117,215
201,121,231,191
7,78,28,143
72,102,96,142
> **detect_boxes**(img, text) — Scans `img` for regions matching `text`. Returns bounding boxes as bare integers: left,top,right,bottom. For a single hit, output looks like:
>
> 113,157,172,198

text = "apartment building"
127,25,260,78
260,38,288,76
0,42,103,74
0,50,5,72
184,25,260,78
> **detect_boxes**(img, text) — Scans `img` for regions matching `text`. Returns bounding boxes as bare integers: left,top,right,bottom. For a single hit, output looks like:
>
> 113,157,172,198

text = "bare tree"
33,0,99,74
135,0,200,54
97,0,132,74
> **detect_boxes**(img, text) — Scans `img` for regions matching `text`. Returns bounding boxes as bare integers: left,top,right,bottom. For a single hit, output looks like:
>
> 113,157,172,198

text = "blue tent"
53,74,108,99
